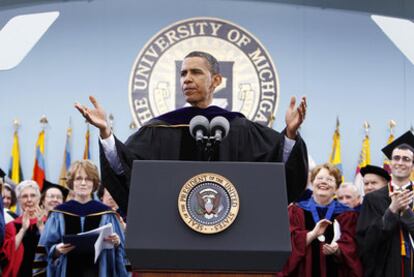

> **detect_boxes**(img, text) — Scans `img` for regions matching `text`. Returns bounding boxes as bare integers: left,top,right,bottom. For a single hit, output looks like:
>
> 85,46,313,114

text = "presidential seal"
178,173,239,234
129,17,279,127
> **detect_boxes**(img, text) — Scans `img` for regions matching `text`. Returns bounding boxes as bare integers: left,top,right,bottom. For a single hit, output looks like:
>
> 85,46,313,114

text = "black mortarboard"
382,131,414,159
41,179,69,199
360,165,391,182
0,168,6,179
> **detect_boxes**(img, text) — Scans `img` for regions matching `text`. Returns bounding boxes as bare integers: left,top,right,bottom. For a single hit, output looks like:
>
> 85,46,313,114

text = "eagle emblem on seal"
195,188,224,219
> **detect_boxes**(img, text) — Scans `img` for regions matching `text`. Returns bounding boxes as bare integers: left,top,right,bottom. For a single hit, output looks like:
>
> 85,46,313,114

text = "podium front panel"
125,160,291,272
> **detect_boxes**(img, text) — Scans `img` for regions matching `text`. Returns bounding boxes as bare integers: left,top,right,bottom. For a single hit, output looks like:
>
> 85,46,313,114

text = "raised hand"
21,211,31,232
75,96,111,139
15,211,31,249
285,96,307,139
306,218,332,245
34,205,46,232
389,190,414,213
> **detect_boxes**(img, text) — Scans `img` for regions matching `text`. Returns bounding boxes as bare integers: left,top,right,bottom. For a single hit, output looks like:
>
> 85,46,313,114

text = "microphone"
189,115,210,142
209,116,230,143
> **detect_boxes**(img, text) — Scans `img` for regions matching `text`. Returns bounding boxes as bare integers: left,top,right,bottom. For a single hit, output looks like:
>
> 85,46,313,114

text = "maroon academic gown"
1,216,45,277
277,204,363,277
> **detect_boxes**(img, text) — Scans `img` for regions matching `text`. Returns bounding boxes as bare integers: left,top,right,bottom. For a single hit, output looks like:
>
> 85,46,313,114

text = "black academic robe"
100,106,308,214
356,185,414,277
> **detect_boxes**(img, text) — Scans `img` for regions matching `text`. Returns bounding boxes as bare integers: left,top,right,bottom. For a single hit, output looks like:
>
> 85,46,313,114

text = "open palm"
285,96,307,139
75,96,111,138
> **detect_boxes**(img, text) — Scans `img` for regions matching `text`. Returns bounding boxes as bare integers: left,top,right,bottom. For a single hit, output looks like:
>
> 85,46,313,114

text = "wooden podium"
125,161,291,275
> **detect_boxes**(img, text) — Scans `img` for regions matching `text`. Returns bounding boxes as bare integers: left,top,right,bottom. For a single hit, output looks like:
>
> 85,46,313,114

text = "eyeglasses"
46,194,63,200
315,176,336,183
391,155,413,163
74,176,93,183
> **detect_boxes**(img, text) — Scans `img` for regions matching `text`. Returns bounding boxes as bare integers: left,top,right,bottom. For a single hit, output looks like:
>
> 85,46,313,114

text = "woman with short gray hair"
2,180,45,277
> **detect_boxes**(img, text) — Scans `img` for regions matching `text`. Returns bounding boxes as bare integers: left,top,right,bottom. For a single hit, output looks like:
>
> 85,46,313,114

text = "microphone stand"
195,137,219,161
205,137,221,161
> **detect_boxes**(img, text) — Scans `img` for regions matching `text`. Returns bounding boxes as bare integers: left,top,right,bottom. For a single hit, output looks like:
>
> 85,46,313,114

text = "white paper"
77,223,114,263
333,219,341,242
409,233,414,251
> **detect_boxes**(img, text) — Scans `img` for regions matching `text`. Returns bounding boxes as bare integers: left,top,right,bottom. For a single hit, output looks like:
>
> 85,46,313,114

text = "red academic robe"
277,204,363,277
1,216,43,277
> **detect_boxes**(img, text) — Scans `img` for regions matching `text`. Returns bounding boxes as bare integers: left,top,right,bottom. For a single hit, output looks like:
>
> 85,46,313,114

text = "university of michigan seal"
129,17,279,127
178,173,239,234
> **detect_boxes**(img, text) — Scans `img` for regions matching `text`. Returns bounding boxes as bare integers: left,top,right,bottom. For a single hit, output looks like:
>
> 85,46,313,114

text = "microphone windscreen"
189,115,209,139
210,116,230,139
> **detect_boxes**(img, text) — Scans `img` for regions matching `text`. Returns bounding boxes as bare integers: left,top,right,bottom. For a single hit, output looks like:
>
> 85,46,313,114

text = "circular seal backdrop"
178,173,240,234
129,17,279,127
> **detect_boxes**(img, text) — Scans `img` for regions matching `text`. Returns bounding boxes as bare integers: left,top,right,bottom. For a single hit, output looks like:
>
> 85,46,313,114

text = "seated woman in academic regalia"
34,160,128,277
2,183,18,223
1,180,46,277
278,163,363,277
39,180,69,216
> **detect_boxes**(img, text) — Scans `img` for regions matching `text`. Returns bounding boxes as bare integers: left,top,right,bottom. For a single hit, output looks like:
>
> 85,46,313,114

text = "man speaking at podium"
75,51,308,215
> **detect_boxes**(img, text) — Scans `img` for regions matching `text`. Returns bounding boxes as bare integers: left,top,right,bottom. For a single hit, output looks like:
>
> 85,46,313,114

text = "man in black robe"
75,51,308,214
356,131,414,277
360,164,391,195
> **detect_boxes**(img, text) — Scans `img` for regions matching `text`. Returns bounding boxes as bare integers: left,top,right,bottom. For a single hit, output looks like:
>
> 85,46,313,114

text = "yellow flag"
9,131,23,183
357,134,371,173
329,118,344,182
329,129,342,165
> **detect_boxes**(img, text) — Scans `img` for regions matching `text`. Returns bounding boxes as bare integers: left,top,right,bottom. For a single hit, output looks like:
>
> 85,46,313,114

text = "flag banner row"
4,126,90,187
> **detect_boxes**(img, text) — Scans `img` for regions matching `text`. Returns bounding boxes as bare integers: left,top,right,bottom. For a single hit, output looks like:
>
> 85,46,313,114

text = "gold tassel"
401,229,407,256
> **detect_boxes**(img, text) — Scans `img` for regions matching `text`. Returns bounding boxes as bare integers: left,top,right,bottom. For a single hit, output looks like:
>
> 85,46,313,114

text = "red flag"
32,130,46,189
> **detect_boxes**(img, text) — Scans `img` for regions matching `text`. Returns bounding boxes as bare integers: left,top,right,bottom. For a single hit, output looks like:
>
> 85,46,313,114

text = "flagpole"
9,119,22,212
40,114,48,130
389,120,396,135
68,116,73,137
363,121,370,137
59,118,72,186
33,115,47,189
13,118,21,132
10,119,22,185
336,116,340,132
329,116,344,181
383,120,396,174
